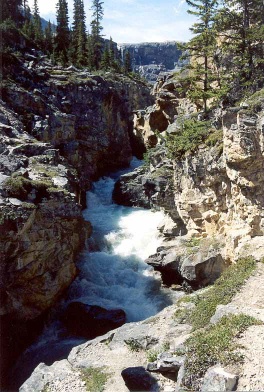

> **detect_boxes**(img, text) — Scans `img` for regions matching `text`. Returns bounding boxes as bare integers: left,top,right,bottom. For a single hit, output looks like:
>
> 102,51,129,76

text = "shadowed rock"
121,366,157,391
62,302,126,339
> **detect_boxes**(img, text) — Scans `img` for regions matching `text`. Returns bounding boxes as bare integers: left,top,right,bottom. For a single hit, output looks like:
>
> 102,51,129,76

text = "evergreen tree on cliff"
124,50,132,74
22,0,34,39
44,21,54,55
32,0,43,45
55,0,70,65
2,0,23,25
183,0,220,112
90,0,104,69
71,0,87,66
217,0,264,91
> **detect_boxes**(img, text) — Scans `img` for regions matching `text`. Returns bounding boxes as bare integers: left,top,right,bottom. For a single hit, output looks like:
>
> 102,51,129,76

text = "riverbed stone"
62,302,126,339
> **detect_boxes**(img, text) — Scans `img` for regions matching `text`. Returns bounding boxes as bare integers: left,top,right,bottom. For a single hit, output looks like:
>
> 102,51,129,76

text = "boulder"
147,352,184,374
146,244,227,288
179,250,227,288
62,302,126,339
121,367,157,391
146,248,182,286
201,366,238,391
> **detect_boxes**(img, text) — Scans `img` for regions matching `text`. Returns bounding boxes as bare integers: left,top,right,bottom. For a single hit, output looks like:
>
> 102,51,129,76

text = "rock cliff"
119,42,184,83
115,77,264,278
0,52,153,388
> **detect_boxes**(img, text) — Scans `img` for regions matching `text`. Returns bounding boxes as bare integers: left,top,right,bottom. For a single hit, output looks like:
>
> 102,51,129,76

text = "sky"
28,0,197,44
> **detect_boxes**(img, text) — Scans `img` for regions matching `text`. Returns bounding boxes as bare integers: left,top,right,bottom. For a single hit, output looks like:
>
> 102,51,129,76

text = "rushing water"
12,158,172,390
69,159,168,321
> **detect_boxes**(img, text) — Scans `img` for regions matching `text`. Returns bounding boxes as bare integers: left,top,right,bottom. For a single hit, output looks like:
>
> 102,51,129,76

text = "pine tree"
44,21,53,54
216,0,264,90
183,0,220,112
22,1,34,39
86,32,94,70
33,0,43,45
109,37,115,67
101,45,110,70
90,0,104,69
55,0,70,65
72,0,87,66
124,50,132,74
2,0,23,25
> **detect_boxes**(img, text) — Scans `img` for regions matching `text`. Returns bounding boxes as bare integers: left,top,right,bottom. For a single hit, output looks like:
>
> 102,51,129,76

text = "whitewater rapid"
13,158,170,389
68,158,166,321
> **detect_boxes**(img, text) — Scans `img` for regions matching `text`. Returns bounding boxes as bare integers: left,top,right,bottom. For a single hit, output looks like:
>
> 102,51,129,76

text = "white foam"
69,159,166,321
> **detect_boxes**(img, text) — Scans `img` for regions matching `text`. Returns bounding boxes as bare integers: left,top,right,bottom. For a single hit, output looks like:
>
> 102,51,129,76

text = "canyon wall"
116,76,264,267
0,54,153,387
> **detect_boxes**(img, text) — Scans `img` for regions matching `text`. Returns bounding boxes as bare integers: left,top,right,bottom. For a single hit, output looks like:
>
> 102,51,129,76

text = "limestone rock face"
0,102,89,322
173,107,264,258
118,76,264,262
3,67,153,195
0,100,90,387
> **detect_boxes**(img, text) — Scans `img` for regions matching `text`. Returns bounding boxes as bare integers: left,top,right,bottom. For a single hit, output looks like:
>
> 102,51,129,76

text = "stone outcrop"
2,55,153,200
146,238,227,288
147,352,184,374
201,366,238,392
121,366,157,391
19,304,192,392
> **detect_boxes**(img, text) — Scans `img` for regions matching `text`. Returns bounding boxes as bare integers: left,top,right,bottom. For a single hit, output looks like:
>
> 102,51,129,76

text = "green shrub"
205,129,223,147
3,176,32,200
185,237,201,248
2,174,56,201
174,307,194,324
41,384,50,392
190,257,256,330
80,367,109,392
183,314,262,390
166,118,212,158
125,339,142,352
146,350,158,362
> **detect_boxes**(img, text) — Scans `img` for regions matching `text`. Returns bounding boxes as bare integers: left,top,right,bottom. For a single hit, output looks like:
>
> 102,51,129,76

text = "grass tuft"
80,367,109,392
183,314,262,390
190,257,256,330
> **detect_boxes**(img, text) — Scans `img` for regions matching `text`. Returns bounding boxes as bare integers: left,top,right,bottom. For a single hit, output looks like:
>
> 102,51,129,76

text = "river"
12,158,172,390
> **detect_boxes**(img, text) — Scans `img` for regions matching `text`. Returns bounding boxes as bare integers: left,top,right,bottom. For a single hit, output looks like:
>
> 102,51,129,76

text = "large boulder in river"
146,238,228,288
62,302,126,339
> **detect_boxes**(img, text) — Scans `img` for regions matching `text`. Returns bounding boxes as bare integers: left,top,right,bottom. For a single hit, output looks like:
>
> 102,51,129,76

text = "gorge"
1,32,264,392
